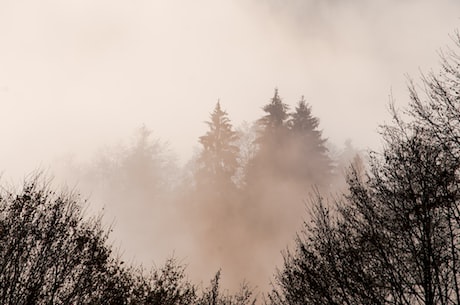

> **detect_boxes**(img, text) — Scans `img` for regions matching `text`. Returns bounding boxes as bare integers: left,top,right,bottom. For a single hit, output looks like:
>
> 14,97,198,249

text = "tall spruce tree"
196,101,239,189
258,88,290,134
246,89,290,182
247,91,332,188
287,96,333,187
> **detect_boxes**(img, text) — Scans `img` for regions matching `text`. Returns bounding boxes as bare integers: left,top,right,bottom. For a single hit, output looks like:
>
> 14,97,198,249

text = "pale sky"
0,0,459,178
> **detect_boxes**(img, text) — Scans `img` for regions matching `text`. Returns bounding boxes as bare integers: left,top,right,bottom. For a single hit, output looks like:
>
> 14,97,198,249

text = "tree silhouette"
0,176,115,304
258,88,290,134
269,34,460,304
196,101,239,190
286,96,333,187
0,174,256,305
246,90,333,187
97,125,178,195
407,32,460,163
245,89,290,183
196,271,256,305
270,118,460,305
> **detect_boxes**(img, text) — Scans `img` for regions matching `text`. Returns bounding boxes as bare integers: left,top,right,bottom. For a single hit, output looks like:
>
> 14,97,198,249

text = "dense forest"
51,86,358,293
2,29,460,305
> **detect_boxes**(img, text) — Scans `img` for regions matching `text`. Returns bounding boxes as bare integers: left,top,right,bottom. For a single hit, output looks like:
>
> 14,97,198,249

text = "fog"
0,0,459,294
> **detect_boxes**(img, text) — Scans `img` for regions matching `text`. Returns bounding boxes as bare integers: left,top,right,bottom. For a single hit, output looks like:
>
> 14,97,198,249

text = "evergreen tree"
246,89,290,181
119,125,174,192
290,96,321,136
286,96,333,187
258,88,290,134
247,92,332,187
188,103,242,278
196,101,239,189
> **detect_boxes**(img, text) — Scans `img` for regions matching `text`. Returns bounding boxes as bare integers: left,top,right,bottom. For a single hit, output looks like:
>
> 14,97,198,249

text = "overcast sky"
0,0,459,179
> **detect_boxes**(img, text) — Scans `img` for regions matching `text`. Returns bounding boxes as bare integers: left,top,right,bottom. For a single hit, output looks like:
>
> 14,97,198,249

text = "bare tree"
269,31,460,305
196,271,256,305
0,175,115,304
269,117,460,305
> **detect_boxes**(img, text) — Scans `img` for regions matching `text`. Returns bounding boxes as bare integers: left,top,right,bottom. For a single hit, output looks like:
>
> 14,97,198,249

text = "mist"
1,0,459,295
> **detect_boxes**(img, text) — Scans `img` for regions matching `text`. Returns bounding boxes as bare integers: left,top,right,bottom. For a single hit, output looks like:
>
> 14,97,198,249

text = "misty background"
0,0,459,293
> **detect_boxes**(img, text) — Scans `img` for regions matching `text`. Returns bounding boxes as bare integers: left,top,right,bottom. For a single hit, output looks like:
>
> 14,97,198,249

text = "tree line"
0,85,344,302
0,175,257,305
51,82,349,290
4,26,460,305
